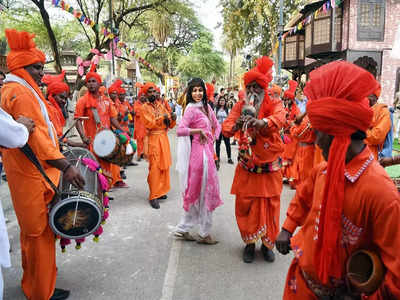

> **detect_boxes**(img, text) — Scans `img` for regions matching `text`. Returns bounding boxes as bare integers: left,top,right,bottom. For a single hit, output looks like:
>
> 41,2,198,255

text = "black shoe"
231,141,237,145
50,288,70,300
1,174,6,182
127,161,138,166
261,244,275,262
243,243,255,263
120,171,127,180
150,198,160,209
227,158,234,164
158,195,167,200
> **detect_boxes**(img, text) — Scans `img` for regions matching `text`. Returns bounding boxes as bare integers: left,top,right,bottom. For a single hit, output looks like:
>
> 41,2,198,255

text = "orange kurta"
74,93,122,186
133,101,146,157
290,115,315,187
46,101,64,138
366,103,391,160
222,99,285,248
282,147,400,299
141,101,175,200
1,81,64,300
282,103,300,182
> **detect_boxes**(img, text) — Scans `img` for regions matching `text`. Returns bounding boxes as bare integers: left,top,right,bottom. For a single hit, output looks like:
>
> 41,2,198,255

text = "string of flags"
283,0,343,39
51,0,166,77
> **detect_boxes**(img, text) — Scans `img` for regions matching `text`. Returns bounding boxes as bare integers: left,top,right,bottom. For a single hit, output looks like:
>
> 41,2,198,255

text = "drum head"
49,193,103,239
93,130,117,158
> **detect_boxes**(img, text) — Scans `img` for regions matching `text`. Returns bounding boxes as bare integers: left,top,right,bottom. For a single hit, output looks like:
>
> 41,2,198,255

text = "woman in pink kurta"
175,78,223,244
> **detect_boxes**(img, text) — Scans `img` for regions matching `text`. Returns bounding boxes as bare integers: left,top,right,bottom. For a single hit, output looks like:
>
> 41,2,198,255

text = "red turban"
5,29,46,71
47,81,69,96
373,85,381,98
140,82,156,95
243,56,273,89
269,84,282,95
42,70,66,86
305,61,379,284
283,80,298,99
206,83,215,101
238,89,245,101
85,64,102,84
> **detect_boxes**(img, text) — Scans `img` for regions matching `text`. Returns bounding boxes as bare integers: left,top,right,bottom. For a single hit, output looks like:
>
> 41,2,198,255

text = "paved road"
3,130,296,300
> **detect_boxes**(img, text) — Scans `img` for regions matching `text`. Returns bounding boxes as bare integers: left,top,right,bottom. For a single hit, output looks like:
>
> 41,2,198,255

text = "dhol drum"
93,129,134,166
49,147,104,239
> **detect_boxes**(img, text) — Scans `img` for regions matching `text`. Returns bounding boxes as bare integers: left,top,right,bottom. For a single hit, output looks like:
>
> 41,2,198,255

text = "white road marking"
160,238,182,300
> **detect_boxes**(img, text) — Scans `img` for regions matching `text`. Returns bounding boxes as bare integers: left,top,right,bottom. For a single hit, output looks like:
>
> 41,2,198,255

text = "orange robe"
282,147,400,299
290,116,315,187
222,99,285,248
74,93,122,186
141,101,175,200
1,81,64,300
366,103,391,160
282,103,300,182
46,101,64,138
133,101,146,157
313,145,324,166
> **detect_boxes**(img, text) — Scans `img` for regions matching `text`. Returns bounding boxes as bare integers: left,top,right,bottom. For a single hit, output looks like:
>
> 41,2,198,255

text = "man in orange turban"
365,85,392,160
281,80,300,187
74,66,128,188
276,61,400,299
140,82,176,209
222,56,285,263
133,90,147,161
1,28,85,300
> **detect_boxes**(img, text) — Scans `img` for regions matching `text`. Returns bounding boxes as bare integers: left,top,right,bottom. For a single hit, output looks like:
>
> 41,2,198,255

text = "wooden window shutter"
357,0,385,41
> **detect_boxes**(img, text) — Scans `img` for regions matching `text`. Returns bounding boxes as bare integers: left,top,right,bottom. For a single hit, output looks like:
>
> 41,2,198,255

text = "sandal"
174,231,196,241
197,235,218,245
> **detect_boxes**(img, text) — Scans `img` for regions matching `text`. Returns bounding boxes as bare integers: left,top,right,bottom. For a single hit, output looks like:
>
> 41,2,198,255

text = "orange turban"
206,82,215,101
304,61,378,284
243,56,273,89
5,29,46,71
283,80,298,99
42,70,66,86
85,64,102,84
270,84,282,96
46,71,69,127
140,82,156,95
108,79,123,95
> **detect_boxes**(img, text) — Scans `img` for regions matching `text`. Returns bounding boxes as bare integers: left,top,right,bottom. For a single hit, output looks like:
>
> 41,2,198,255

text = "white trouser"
176,150,212,238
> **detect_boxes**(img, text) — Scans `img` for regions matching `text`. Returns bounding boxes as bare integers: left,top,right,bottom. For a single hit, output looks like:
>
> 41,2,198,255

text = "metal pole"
109,0,115,77
331,5,336,52
278,0,284,78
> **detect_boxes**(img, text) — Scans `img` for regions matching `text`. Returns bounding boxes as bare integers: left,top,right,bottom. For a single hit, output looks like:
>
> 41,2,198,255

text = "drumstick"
59,117,89,142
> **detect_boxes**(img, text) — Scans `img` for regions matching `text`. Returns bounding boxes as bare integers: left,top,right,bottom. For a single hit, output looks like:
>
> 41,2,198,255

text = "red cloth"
304,61,379,284
5,29,46,71
283,80,298,99
238,89,245,100
206,83,215,102
243,56,273,89
108,79,122,95
140,82,156,95
85,64,101,84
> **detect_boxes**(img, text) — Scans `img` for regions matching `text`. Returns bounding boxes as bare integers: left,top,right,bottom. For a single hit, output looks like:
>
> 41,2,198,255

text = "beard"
245,90,265,116
148,95,156,102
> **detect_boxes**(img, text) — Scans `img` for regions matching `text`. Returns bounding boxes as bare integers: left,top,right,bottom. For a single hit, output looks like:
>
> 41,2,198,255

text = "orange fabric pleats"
147,154,170,200
235,195,280,249
20,226,56,300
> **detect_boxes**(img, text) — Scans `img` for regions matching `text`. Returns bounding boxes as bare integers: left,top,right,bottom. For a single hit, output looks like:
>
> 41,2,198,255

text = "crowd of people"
0,28,400,300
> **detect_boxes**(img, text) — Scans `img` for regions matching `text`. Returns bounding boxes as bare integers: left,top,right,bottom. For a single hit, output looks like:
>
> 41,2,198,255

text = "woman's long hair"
215,95,228,114
186,78,209,115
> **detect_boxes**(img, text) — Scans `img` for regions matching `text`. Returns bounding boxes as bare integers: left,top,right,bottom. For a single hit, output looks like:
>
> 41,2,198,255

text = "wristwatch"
262,118,269,127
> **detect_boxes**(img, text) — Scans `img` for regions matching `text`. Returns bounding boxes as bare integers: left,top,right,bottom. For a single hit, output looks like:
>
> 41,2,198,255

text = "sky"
193,0,224,52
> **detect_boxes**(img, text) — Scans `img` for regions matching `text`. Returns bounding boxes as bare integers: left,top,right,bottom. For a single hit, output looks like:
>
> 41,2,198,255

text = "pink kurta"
177,104,223,211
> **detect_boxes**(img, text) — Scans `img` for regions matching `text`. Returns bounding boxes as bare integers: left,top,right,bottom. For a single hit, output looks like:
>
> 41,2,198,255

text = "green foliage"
177,31,226,82
220,0,307,56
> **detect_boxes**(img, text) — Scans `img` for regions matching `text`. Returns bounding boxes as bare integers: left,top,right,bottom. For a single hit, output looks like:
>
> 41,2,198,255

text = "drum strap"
91,108,102,127
20,144,60,198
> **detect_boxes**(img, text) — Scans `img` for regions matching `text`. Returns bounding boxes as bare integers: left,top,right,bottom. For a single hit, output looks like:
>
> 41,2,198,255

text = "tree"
220,0,307,58
177,31,226,82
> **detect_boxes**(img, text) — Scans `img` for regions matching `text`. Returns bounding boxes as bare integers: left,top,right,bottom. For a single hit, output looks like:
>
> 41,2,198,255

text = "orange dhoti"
282,136,298,182
235,195,280,249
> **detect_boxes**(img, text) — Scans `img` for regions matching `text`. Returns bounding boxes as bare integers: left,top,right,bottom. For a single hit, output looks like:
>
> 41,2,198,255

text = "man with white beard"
222,56,286,263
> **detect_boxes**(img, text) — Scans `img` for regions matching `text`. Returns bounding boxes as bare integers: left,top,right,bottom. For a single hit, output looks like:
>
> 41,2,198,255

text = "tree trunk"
33,1,63,73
